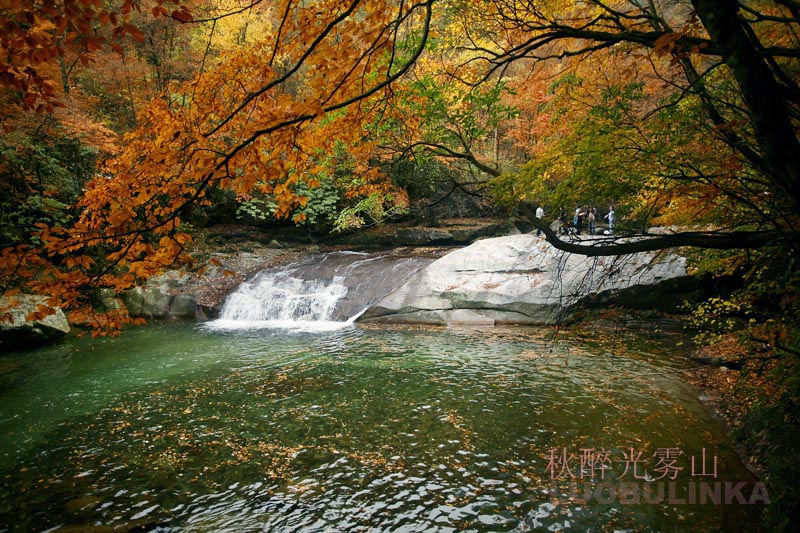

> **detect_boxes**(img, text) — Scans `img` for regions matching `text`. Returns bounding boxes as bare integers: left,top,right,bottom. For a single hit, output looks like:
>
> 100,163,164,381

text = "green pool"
0,323,764,531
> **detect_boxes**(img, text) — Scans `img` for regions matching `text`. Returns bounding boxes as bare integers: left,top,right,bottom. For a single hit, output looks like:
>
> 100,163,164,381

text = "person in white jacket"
535,204,545,236
604,206,615,234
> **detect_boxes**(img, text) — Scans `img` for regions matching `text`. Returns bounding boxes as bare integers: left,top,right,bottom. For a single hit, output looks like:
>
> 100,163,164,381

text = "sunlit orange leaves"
0,0,191,114
1,0,433,332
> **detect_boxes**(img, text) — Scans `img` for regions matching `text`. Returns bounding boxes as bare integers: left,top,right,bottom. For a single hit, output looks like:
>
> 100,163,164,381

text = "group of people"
535,204,615,236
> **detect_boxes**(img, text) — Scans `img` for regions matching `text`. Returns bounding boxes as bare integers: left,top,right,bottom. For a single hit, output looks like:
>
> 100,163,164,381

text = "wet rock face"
122,247,313,320
216,251,435,323
0,295,70,350
125,286,174,319
125,272,200,320
287,252,434,321
359,234,687,326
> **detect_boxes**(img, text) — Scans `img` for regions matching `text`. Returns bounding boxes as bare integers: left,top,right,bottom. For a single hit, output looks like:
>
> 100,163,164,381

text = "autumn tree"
0,0,161,254
1,0,433,329
358,2,527,221
1,1,799,524
447,2,799,526
445,0,799,254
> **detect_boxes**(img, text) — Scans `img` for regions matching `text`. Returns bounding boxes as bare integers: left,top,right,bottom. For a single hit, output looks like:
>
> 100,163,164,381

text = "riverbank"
682,333,796,529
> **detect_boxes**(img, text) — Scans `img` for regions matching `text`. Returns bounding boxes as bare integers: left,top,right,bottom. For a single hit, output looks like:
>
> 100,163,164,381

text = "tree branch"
533,219,788,257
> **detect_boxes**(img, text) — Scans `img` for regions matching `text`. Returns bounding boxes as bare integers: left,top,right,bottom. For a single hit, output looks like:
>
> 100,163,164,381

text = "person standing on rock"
605,206,615,234
587,207,596,235
536,204,545,236
577,205,589,235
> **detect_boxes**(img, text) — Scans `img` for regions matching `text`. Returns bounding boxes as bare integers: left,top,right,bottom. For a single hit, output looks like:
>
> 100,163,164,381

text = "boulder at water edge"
125,270,200,319
359,234,687,325
0,295,70,350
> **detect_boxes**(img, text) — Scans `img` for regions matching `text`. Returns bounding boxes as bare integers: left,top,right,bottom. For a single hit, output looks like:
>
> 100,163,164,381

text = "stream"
0,252,765,531
0,324,764,532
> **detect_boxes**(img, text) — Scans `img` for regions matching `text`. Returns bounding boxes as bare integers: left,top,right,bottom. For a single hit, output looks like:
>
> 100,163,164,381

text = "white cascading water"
206,252,433,332
222,271,350,321
209,271,350,331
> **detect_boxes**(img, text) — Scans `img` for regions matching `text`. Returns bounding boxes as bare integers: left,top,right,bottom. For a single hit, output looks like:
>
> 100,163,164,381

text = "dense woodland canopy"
1,0,800,526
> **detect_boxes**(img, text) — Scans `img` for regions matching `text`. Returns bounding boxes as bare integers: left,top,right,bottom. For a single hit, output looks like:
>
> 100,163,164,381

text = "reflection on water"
0,323,763,531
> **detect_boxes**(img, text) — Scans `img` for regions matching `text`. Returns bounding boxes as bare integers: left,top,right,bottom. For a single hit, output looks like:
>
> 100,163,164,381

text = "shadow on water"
0,322,765,532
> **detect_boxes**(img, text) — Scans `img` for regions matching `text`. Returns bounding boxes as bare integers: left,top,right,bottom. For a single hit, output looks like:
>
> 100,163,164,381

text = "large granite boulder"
125,286,174,318
359,234,687,325
125,270,199,319
0,295,70,350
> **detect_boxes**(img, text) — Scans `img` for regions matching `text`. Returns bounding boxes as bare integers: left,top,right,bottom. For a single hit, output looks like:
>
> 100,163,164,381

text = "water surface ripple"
0,324,762,531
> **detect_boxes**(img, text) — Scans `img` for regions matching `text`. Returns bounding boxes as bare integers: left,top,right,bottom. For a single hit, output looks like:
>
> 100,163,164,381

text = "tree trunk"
58,53,69,97
692,0,800,208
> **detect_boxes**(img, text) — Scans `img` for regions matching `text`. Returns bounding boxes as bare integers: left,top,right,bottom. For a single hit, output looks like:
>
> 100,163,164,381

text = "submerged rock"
0,295,70,350
359,234,687,326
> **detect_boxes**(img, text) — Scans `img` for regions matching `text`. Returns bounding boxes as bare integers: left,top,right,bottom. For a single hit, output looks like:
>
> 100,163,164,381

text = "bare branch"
532,220,788,257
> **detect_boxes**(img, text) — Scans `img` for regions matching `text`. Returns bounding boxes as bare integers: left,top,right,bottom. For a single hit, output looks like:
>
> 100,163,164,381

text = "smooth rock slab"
359,234,686,325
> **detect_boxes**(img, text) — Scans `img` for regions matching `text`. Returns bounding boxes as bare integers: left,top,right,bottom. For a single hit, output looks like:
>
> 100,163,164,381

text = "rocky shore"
1,221,694,348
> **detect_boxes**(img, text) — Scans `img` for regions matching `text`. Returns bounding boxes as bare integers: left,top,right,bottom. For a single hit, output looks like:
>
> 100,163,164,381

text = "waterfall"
217,272,349,323
207,251,432,332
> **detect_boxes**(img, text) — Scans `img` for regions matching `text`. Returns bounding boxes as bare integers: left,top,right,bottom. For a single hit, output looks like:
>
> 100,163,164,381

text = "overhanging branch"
533,220,787,256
